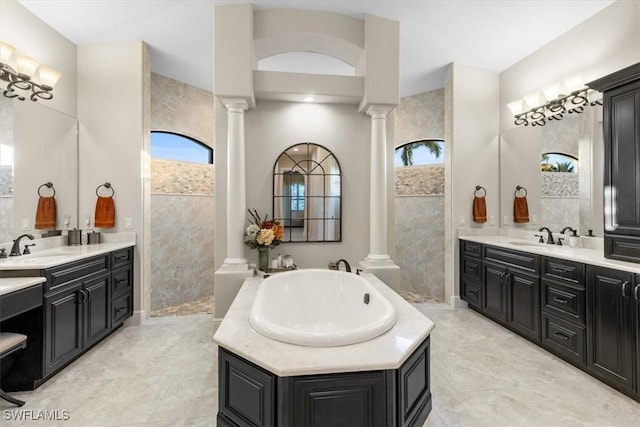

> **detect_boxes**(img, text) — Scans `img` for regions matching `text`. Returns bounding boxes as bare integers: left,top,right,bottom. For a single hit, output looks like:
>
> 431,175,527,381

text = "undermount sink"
508,241,547,247
13,252,76,263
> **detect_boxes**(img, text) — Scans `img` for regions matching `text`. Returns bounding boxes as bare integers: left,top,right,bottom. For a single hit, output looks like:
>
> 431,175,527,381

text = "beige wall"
78,41,148,315
500,0,640,131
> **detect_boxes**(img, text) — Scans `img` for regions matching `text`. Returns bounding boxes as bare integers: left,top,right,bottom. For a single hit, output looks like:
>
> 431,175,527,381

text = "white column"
223,98,249,268
366,105,392,262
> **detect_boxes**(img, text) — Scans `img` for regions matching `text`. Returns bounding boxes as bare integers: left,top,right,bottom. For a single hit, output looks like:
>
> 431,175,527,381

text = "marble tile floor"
2,304,639,426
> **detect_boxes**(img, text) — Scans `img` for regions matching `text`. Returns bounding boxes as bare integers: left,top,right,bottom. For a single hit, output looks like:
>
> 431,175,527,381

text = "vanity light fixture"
508,77,602,127
0,41,62,102
303,96,315,103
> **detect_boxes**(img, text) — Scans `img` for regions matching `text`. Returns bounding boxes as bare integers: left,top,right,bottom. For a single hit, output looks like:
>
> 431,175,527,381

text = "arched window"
541,152,578,172
395,140,444,167
150,131,213,164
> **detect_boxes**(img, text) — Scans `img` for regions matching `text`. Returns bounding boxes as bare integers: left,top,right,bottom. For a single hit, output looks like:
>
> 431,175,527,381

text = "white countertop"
213,274,435,377
0,242,135,270
460,235,640,274
0,277,46,296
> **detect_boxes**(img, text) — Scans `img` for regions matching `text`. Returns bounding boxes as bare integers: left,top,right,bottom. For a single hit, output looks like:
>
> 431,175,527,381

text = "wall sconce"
507,76,602,127
0,41,61,102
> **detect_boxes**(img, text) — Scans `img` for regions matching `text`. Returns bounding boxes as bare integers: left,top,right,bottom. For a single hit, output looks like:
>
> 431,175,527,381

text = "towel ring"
474,185,486,197
514,185,527,197
96,182,115,197
37,182,55,197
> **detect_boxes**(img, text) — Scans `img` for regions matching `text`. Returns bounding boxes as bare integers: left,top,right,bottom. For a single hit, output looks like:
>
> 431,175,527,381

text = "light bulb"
38,66,62,89
15,54,40,77
0,42,15,64
507,100,524,115
542,83,560,102
304,96,315,103
563,74,584,93
523,92,542,109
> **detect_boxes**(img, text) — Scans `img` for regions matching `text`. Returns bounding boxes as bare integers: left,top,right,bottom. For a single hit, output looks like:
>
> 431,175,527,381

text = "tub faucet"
10,233,34,257
335,259,351,273
538,227,555,245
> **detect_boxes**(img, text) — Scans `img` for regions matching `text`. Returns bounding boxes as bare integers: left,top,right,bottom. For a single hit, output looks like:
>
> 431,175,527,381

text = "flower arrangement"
244,209,284,249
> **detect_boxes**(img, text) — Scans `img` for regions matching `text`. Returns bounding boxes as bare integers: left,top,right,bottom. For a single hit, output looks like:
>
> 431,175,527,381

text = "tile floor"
2,303,639,426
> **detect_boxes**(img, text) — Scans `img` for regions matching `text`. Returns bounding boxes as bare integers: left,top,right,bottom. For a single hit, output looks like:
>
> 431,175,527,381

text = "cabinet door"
604,80,640,238
83,272,111,347
506,270,541,342
636,275,640,397
44,284,82,376
586,266,635,393
482,262,507,323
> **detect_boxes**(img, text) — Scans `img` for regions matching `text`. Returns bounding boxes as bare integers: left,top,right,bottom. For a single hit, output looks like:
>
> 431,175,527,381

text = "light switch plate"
125,217,133,229
22,218,29,230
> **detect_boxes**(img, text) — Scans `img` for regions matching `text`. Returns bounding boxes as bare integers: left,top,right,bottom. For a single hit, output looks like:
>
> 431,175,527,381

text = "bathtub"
249,269,397,347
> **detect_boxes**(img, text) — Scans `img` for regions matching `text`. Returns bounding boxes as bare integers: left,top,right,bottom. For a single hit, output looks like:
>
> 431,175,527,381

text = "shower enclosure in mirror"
0,97,78,243
273,143,341,242
499,106,603,236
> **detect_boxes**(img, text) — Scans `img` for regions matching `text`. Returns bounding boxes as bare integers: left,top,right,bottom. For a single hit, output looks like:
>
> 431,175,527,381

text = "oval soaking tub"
249,269,397,347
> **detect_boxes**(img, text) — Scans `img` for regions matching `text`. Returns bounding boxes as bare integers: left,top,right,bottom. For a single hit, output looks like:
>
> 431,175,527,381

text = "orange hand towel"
513,196,530,223
473,196,487,223
95,196,115,228
35,196,57,229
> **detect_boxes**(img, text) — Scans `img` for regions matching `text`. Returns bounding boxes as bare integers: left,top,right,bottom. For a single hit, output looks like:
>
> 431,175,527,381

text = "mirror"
500,107,604,236
273,143,341,242
0,97,78,243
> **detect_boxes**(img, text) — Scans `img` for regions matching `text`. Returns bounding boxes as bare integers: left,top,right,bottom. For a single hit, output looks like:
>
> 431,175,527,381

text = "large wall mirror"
273,142,341,242
499,107,603,236
0,97,78,243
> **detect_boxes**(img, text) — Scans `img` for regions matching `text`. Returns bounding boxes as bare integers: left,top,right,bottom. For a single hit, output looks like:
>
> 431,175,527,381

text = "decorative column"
365,105,393,263
222,98,249,268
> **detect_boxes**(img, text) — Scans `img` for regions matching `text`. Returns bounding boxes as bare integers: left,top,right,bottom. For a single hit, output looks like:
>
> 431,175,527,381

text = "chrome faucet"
9,233,34,257
335,259,351,273
537,227,555,245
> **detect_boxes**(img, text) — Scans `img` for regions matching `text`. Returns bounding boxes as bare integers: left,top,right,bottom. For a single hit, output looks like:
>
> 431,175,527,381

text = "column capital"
219,97,249,113
365,104,396,119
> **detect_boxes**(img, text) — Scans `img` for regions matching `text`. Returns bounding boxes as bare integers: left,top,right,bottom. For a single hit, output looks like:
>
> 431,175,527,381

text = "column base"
221,258,250,270
359,258,400,292
214,266,254,319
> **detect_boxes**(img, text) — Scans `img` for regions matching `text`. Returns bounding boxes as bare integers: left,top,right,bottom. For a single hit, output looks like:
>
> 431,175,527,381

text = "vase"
258,246,269,272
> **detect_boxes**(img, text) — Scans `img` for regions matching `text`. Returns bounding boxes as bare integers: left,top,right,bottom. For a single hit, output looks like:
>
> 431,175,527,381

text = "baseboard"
450,296,468,309
125,310,146,326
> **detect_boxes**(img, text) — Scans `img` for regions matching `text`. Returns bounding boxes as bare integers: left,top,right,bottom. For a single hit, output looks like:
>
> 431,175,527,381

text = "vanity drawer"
541,279,585,325
111,293,132,326
542,257,584,285
46,255,109,293
111,248,133,269
461,240,482,258
461,277,481,309
541,312,586,366
483,245,539,274
462,256,482,281
111,265,132,298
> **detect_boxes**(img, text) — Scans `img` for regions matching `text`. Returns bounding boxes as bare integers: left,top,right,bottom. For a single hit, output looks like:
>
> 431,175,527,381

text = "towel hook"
37,182,55,197
474,185,486,197
514,185,527,197
96,182,115,197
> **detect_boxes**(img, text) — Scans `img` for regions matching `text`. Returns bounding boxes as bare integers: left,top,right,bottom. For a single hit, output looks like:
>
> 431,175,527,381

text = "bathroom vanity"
214,274,435,427
459,236,640,403
0,243,134,390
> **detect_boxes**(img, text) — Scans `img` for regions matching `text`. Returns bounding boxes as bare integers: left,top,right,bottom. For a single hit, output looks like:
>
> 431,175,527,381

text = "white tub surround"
214,272,434,376
249,270,397,347
459,234,640,274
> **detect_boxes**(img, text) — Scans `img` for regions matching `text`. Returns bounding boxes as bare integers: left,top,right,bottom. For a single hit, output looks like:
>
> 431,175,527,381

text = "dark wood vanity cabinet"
587,63,640,263
586,266,636,394
218,337,431,427
475,245,541,342
459,239,640,402
2,246,134,389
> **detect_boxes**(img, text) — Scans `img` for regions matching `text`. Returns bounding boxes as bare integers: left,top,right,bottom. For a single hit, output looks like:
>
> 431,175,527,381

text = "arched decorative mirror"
273,143,341,242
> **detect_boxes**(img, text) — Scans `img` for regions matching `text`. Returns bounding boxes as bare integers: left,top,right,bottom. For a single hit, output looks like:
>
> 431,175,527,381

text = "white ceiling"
18,0,614,97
